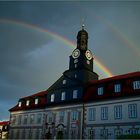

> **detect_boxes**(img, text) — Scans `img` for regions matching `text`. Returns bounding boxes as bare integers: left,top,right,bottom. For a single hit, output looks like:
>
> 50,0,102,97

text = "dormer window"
114,84,121,93
26,100,30,106
73,90,78,99
61,92,66,101
97,87,103,95
51,94,54,102
133,80,140,90
62,80,66,85
35,98,39,105
18,101,22,107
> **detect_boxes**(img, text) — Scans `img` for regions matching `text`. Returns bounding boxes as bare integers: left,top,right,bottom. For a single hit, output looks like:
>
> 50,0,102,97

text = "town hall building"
9,25,140,139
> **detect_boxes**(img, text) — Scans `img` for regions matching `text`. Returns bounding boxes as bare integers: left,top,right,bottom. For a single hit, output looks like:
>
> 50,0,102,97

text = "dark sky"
0,1,140,120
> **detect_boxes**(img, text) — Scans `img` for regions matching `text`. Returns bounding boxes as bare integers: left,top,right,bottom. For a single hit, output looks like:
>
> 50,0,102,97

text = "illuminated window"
61,92,66,101
114,84,121,93
98,87,103,95
73,90,78,99
75,74,77,78
62,79,66,84
51,94,54,102
26,100,30,106
133,80,140,89
18,102,22,107
35,98,39,105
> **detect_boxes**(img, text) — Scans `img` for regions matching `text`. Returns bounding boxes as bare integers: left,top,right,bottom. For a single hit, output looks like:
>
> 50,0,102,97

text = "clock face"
85,50,93,60
72,49,80,59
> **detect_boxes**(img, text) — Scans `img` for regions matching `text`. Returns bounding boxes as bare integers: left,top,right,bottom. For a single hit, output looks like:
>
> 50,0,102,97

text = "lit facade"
9,26,140,139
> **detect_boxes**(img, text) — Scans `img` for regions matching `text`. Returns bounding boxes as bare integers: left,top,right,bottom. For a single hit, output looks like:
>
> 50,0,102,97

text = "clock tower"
64,25,99,84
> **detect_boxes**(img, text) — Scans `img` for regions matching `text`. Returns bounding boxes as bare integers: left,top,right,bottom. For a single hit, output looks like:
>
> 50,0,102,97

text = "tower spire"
82,18,85,30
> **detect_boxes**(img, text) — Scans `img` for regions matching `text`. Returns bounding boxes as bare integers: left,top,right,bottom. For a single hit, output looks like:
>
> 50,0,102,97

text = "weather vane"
82,18,85,30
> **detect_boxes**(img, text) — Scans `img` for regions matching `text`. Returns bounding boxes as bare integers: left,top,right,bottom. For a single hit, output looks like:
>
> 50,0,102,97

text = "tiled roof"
9,90,47,111
88,71,140,85
0,121,9,125
9,72,140,112
84,71,140,102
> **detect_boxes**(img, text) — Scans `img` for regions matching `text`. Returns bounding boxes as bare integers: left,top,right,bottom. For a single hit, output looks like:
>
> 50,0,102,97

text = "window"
73,90,78,99
74,74,77,78
114,105,122,119
114,128,123,137
30,114,35,124
51,94,54,102
75,64,77,68
18,102,22,107
98,87,104,95
74,59,78,63
26,100,30,106
88,129,95,139
59,111,65,122
129,128,138,135
62,79,66,85
101,107,108,120
128,104,137,118
11,115,16,125
18,115,22,124
37,114,42,124
23,115,28,124
114,84,121,93
35,98,39,105
61,92,66,101
71,111,78,121
100,129,108,139
88,108,96,121
133,80,140,89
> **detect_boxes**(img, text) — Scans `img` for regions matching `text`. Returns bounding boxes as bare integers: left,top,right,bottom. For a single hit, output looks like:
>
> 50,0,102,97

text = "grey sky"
0,1,140,120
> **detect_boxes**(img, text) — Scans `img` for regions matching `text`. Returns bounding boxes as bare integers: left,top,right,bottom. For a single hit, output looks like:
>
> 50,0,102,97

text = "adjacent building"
0,121,9,139
9,25,140,139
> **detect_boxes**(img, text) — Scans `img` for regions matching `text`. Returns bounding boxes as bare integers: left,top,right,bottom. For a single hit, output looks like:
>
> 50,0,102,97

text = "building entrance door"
57,131,63,139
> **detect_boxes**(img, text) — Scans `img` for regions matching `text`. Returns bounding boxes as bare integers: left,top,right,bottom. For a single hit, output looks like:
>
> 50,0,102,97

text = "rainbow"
93,14,140,58
0,19,113,78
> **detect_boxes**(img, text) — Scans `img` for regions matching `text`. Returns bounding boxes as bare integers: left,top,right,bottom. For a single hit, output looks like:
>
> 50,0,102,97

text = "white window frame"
133,80,140,89
71,111,78,121
98,87,103,95
73,90,78,99
128,104,137,118
51,94,55,102
88,108,96,121
61,92,66,101
114,105,122,119
114,84,121,93
101,107,108,120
